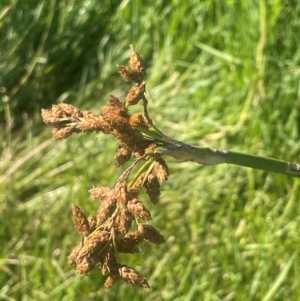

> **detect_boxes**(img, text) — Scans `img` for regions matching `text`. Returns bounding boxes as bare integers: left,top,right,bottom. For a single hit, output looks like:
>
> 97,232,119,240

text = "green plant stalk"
136,109,300,178
153,141,300,178
128,157,156,187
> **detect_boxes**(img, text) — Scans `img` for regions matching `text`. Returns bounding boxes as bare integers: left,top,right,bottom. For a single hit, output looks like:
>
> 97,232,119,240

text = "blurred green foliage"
1,0,300,300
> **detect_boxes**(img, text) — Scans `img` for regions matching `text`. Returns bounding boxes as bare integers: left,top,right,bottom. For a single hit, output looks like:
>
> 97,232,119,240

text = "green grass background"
1,0,300,300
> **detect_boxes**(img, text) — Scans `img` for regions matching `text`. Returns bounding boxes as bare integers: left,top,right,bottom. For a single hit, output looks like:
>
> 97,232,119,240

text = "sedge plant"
42,45,300,288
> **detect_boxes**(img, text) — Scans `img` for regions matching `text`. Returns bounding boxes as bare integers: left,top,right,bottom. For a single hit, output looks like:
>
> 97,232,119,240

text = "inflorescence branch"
42,45,172,288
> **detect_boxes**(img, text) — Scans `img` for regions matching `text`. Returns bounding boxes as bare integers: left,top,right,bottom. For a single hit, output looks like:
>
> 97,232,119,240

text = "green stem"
154,142,300,178
128,158,155,187
135,116,300,178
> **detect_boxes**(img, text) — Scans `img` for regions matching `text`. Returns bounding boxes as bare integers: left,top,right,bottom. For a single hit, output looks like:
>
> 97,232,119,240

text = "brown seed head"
115,147,132,167
115,181,129,207
118,264,149,288
117,45,146,84
129,45,146,81
144,174,161,204
77,231,110,260
42,103,83,124
116,233,142,254
58,103,83,119
117,65,136,82
125,230,144,241
127,199,152,221
126,82,146,107
138,223,166,245
153,158,169,182
42,103,107,139
41,108,61,125
52,127,76,139
88,215,97,233
76,255,96,275
96,242,117,275
89,186,111,200
101,96,131,129
96,200,117,226
77,111,106,132
71,204,91,237
104,274,120,288
129,113,150,129
114,208,133,235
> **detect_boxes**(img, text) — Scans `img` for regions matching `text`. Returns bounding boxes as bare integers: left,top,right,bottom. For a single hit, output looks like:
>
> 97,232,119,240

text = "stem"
154,142,300,178
128,158,155,187
135,107,300,178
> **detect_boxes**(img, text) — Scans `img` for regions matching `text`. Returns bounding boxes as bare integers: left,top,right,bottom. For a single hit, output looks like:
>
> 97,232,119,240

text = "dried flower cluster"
42,45,171,288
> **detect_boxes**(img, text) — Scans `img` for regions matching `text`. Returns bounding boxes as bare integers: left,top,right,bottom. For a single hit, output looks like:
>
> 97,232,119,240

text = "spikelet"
88,215,97,233
115,147,132,167
97,242,117,275
77,231,110,259
126,82,146,107
138,223,166,245
42,104,106,139
104,274,120,288
89,186,111,200
153,158,169,182
117,45,146,84
52,127,75,139
127,199,152,221
96,197,117,226
118,264,149,288
115,181,129,207
76,256,96,275
116,231,143,254
144,174,161,204
117,65,135,82
71,204,91,237
129,113,150,129
114,208,133,235
129,45,146,80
